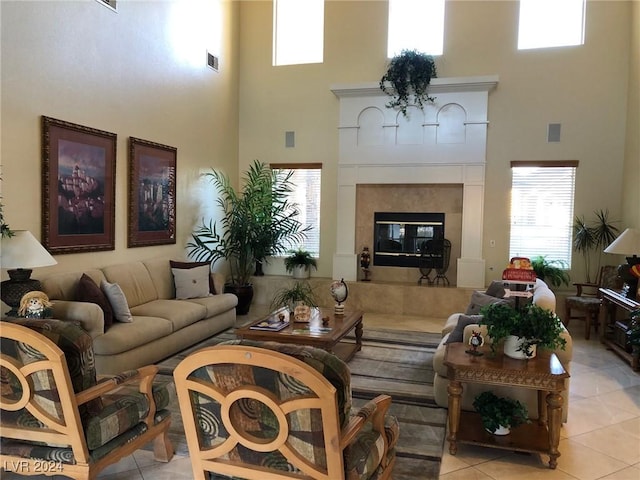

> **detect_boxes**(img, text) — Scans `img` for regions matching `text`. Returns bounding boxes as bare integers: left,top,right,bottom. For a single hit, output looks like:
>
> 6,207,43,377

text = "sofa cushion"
102,262,159,308
445,314,483,344
465,291,514,315
101,281,133,323
171,265,211,299
41,269,106,301
129,299,207,331
184,293,239,318
91,317,173,356
170,260,216,294
76,274,114,331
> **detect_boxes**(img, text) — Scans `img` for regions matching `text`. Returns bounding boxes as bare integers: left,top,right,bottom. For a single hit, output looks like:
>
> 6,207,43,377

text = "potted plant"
270,280,318,315
379,49,437,118
187,160,309,314
531,256,570,288
472,391,529,435
479,303,567,359
573,209,619,283
284,248,318,279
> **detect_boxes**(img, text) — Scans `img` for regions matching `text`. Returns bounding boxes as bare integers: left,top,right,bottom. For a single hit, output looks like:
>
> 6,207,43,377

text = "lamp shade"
603,228,640,256
1,230,57,270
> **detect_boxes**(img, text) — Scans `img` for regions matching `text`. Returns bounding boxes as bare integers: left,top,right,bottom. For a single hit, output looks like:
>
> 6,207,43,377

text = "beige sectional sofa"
41,258,238,374
432,279,573,421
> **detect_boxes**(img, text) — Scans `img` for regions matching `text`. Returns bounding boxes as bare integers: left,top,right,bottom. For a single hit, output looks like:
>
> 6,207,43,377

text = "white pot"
487,425,511,435
503,335,537,359
292,265,310,279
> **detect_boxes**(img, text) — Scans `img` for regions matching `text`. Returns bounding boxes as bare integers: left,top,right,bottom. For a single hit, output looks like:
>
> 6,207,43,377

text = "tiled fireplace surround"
259,77,500,320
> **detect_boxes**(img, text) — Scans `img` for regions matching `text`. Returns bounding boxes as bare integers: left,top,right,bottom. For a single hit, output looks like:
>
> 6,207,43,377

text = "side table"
444,343,569,469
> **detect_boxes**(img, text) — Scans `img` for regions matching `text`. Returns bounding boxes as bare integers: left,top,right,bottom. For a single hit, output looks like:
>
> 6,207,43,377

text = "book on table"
249,308,290,331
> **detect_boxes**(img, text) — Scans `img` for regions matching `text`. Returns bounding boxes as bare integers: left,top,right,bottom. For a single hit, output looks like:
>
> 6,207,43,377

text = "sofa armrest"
212,272,226,296
50,300,105,338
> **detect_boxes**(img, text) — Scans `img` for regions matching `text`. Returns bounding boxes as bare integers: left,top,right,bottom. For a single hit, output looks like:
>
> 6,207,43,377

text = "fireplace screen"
373,212,445,267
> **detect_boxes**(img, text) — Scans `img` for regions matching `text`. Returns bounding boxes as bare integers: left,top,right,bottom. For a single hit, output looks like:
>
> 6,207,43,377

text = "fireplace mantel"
330,76,499,288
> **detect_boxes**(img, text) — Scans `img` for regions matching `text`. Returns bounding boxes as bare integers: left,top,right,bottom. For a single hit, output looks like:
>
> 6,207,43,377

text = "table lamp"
1,230,57,316
603,227,640,300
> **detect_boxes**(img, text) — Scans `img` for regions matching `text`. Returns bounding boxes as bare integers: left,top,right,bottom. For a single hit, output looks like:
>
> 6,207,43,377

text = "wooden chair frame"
174,344,394,480
0,322,173,479
564,265,619,339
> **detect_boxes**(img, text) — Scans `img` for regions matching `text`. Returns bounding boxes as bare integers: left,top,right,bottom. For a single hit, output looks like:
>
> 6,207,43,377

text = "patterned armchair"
0,319,174,479
173,340,398,480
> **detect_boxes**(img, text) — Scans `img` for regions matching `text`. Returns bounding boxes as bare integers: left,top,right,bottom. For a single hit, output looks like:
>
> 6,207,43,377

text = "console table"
444,343,569,469
598,288,640,371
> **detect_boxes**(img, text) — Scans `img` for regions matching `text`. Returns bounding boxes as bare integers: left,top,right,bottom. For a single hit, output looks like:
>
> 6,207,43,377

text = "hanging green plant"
379,49,437,117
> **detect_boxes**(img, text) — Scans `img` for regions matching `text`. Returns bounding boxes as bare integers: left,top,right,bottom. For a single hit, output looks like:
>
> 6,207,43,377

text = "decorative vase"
292,265,310,279
487,425,511,435
503,335,537,359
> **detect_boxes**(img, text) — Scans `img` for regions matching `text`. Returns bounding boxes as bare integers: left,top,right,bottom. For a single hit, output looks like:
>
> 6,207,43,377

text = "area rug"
153,327,447,480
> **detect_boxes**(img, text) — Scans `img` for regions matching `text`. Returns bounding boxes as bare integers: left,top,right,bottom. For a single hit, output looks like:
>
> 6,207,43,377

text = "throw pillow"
465,291,514,315
76,274,114,331
445,314,483,344
101,280,133,323
484,280,507,298
171,264,211,300
169,260,216,294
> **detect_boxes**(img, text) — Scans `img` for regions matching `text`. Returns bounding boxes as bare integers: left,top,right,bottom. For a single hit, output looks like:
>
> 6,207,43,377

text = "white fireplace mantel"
330,76,498,288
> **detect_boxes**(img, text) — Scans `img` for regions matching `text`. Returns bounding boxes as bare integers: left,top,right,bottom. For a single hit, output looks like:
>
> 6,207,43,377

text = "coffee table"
444,342,569,469
236,308,363,362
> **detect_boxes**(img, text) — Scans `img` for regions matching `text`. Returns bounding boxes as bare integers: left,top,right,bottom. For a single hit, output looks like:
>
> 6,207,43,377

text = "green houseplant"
472,391,529,435
479,303,567,358
187,160,309,314
573,209,619,283
284,248,318,279
531,256,570,288
270,280,318,314
379,49,437,117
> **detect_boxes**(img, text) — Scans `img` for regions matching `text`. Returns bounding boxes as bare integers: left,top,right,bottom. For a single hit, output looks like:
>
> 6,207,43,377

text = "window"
509,161,577,266
271,163,321,256
273,0,324,66
387,0,445,57
518,0,585,50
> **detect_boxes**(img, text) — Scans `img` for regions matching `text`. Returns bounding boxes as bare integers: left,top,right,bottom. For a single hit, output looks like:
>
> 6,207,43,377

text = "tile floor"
4,312,639,479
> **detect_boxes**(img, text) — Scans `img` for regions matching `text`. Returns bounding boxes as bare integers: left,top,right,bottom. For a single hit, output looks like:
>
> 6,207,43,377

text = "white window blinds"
509,162,577,265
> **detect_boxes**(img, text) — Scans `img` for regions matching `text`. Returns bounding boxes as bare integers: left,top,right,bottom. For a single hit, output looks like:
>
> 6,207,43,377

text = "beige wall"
622,0,639,229
1,0,636,295
1,1,240,282
238,0,634,285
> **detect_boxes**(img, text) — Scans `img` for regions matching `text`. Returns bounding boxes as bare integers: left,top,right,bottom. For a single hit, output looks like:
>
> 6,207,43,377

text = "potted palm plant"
187,160,309,314
284,248,317,279
379,49,437,117
479,303,567,359
472,391,529,435
573,209,619,283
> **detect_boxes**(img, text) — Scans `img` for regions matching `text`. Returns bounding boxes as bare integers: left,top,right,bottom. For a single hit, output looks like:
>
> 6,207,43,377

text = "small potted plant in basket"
284,248,318,279
473,391,530,435
270,280,318,316
479,303,567,359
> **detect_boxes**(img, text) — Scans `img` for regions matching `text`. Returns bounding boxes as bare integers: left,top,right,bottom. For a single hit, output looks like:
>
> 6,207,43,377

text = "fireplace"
373,212,445,268
331,76,498,287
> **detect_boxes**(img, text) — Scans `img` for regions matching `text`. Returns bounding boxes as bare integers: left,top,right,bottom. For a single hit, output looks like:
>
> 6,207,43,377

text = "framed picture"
128,137,176,248
42,116,116,254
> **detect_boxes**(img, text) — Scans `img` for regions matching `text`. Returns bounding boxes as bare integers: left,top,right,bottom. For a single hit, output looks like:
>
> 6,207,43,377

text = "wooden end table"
235,308,363,362
444,343,569,469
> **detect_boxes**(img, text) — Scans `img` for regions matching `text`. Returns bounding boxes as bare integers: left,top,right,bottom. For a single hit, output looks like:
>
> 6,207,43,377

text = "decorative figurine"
360,246,372,282
329,278,348,316
17,291,53,319
465,330,484,356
